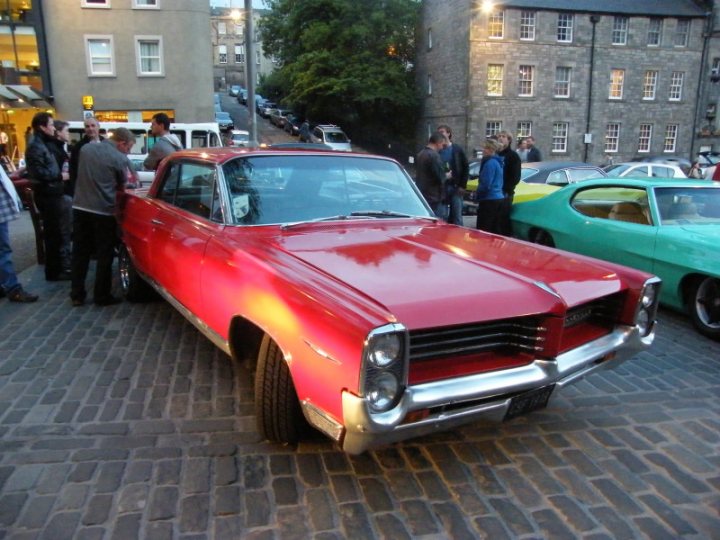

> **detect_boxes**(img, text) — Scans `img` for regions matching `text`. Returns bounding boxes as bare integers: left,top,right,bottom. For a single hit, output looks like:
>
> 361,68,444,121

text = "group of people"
0,111,180,305
415,126,542,235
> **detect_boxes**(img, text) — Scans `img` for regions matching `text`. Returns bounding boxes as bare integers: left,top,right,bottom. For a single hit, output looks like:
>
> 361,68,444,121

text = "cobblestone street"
0,261,719,539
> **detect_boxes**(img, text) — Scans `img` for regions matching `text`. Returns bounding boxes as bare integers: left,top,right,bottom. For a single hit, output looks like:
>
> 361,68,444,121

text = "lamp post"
244,0,257,146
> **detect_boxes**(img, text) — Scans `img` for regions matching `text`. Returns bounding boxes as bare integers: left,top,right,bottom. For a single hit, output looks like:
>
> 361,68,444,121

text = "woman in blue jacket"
476,139,505,233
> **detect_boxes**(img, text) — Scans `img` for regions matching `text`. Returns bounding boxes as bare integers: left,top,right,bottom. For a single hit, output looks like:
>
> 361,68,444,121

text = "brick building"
416,0,711,164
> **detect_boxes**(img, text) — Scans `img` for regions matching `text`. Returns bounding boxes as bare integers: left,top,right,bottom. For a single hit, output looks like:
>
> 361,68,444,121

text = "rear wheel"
689,277,720,341
531,229,555,248
254,335,308,444
118,245,157,302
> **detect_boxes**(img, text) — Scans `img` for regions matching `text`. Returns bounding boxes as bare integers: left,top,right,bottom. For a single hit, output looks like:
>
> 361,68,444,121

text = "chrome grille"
564,293,623,328
409,317,546,361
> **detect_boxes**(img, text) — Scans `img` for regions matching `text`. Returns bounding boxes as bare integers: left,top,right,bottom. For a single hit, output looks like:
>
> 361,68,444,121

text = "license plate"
504,385,555,421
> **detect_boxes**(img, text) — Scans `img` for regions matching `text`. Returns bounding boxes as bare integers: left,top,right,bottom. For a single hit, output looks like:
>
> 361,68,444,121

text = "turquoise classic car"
511,178,720,340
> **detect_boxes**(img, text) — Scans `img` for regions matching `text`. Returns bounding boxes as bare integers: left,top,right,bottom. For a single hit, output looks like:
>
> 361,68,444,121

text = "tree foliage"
258,0,420,143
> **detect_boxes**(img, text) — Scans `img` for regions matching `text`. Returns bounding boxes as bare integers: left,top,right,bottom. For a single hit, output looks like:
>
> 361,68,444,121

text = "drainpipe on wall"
583,15,600,163
690,10,714,160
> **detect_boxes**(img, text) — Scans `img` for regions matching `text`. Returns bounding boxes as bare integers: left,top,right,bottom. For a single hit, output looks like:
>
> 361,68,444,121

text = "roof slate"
499,0,707,17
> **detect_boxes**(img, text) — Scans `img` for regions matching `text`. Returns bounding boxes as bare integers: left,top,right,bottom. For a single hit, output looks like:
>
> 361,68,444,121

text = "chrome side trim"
340,323,654,454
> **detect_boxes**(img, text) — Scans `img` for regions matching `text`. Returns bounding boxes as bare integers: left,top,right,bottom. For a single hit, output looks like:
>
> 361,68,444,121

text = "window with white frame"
552,122,568,152
604,123,620,152
520,11,536,40
638,124,652,153
235,44,245,64
612,17,629,45
135,36,163,76
427,74,432,96
85,35,114,76
82,0,110,7
518,65,534,96
133,0,158,7
713,57,720,74
218,22,227,35
669,71,684,100
256,49,261,64
485,121,502,138
427,28,432,50
218,45,227,64
234,24,243,35
554,66,571,98
488,10,504,39
609,69,624,99
674,19,690,47
663,124,678,152
642,70,658,100
487,64,503,96
557,14,573,43
647,18,662,46
517,122,532,138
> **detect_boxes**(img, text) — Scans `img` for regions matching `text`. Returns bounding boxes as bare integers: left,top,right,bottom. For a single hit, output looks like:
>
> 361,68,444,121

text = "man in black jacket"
437,124,469,226
26,112,69,281
415,132,448,219
496,131,521,236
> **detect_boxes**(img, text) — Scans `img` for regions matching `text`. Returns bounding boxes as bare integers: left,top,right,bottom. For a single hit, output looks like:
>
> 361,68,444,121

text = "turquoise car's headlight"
361,324,408,413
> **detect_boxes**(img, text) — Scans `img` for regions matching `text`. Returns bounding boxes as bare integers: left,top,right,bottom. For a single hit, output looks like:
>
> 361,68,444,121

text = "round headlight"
641,286,656,308
369,333,402,368
636,308,650,335
366,372,399,412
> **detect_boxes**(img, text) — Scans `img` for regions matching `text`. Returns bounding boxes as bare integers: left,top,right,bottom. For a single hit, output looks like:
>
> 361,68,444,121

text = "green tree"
259,0,420,149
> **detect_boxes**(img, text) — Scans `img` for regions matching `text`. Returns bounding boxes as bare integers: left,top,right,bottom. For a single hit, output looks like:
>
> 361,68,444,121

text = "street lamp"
244,0,257,146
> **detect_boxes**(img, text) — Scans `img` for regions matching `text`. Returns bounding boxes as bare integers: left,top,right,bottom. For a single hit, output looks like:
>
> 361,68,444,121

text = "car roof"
167,147,393,165
610,161,684,168
523,161,601,170
562,177,716,189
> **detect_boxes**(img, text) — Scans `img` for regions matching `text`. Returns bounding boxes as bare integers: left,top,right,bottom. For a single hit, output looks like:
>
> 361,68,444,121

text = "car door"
150,159,223,314
564,186,658,274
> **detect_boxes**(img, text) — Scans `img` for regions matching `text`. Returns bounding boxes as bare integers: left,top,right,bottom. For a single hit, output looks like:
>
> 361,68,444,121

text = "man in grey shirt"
70,128,135,307
143,112,182,171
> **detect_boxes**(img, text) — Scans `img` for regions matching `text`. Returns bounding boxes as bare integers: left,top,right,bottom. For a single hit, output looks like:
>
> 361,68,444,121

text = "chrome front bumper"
332,323,654,454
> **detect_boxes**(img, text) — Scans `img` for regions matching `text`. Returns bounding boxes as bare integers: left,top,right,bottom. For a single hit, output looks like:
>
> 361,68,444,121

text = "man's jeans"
447,188,464,226
0,220,20,293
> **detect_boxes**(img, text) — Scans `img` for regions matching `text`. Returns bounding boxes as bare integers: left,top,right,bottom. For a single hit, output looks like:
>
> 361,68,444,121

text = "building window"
643,70,658,100
554,67,571,98
135,36,163,76
218,22,227,35
427,74,432,96
520,11,536,41
638,124,652,153
609,69,624,99
256,49,261,64
133,0,158,7
518,65,534,97
517,122,532,138
552,122,569,152
235,44,245,64
612,17,629,45
84,35,115,76
488,10,504,39
427,28,432,50
82,0,110,7
669,71,684,101
557,14,573,43
234,24,243,35
487,64,503,96
486,121,502,138
674,19,690,47
664,124,678,152
218,45,227,64
648,18,662,46
605,123,620,153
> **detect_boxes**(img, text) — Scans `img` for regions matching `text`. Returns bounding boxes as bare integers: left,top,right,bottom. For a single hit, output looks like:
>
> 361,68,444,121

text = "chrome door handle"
151,219,164,225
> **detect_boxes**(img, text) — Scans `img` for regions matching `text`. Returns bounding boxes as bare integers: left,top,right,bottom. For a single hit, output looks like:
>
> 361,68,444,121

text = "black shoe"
7,287,39,303
94,296,122,306
48,272,72,281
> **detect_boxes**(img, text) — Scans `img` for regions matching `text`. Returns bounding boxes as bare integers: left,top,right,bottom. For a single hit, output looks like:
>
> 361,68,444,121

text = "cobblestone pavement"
0,262,719,540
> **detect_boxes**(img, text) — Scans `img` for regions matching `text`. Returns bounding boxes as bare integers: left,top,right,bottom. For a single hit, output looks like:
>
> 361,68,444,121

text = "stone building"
43,0,214,125
210,7,274,91
416,0,711,164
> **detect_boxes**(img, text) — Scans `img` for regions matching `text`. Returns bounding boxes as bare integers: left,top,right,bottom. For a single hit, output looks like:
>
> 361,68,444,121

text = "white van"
67,121,224,185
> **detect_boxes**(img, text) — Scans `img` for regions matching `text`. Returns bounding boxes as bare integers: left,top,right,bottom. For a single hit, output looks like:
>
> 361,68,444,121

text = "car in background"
309,124,352,151
259,101,278,118
284,114,303,136
632,155,692,175
226,129,250,147
603,162,687,179
697,151,720,179
511,178,720,339
228,85,242,97
237,89,248,105
215,111,234,131
116,147,660,453
270,109,293,128
214,103,222,113
213,93,221,107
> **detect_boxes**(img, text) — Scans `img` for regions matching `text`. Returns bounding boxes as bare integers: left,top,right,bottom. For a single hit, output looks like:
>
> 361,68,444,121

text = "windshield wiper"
350,210,437,221
281,214,374,230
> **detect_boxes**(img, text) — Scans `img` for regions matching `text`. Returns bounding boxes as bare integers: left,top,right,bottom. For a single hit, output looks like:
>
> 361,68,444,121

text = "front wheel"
118,245,157,302
689,277,720,340
531,229,555,248
254,335,308,444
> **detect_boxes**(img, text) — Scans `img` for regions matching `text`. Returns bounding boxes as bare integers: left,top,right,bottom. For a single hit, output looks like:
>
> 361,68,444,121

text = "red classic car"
117,148,661,454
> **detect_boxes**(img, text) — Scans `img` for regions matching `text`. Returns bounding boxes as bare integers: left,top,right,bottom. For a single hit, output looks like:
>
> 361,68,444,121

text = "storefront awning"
5,84,52,108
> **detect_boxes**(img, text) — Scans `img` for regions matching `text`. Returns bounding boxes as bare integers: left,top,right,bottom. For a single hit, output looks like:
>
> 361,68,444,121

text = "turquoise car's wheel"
531,229,555,248
689,277,720,341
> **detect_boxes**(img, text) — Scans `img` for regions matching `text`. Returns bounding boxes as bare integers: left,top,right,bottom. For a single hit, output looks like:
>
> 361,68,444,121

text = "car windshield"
324,131,349,143
232,133,248,142
520,168,540,182
654,187,720,225
604,164,633,175
221,155,431,225
216,113,231,120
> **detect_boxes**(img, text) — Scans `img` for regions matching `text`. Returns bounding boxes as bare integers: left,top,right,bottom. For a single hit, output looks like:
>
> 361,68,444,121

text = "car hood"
261,221,630,330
